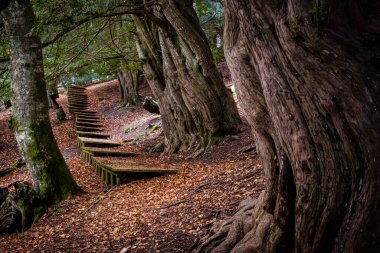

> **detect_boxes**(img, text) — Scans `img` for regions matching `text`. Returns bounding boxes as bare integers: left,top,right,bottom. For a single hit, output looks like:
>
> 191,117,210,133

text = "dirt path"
0,80,264,252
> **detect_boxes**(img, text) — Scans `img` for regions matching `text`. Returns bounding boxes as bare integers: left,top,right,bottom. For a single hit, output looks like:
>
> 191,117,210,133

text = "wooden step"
93,157,177,173
70,104,89,108
73,110,97,114
69,99,89,104
76,131,110,139
76,121,103,128
73,111,99,116
68,92,87,96
70,107,89,111
82,147,136,157
75,118,101,123
69,85,86,90
68,93,87,96
78,137,121,148
68,93,87,97
76,114,100,118
76,115,101,121
67,92,88,98
76,125,103,132
69,103,90,108
92,157,177,186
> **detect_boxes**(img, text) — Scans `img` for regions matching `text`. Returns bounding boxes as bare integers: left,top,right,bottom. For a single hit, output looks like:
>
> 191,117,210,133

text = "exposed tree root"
192,193,279,253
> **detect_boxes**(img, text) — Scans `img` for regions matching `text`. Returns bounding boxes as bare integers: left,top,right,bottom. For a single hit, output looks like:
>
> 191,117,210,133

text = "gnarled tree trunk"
1,0,80,231
117,70,142,106
133,0,241,153
194,0,380,252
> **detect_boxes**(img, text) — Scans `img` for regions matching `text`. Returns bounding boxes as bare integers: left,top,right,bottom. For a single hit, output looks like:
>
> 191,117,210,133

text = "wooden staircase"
67,85,177,186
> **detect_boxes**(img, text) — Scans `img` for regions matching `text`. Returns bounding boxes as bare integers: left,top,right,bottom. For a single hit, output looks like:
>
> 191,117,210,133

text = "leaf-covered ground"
0,80,264,252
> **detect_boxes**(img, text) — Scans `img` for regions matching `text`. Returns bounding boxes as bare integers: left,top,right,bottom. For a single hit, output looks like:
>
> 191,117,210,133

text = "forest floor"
0,78,264,252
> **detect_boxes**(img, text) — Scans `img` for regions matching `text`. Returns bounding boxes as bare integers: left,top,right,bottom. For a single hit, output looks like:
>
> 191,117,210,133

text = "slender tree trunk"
194,0,380,252
133,0,241,153
1,0,80,230
117,70,141,106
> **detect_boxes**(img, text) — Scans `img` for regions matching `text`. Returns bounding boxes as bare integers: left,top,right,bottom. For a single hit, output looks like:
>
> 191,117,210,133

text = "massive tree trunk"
1,0,80,231
133,0,241,153
117,70,141,106
194,0,380,252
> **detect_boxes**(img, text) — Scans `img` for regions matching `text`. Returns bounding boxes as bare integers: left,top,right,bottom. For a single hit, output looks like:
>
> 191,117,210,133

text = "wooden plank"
69,85,86,89
76,126,103,132
93,157,177,173
68,93,87,97
82,147,136,157
74,111,99,116
69,100,88,104
75,118,101,123
78,137,121,147
76,116,101,121
73,110,97,114
69,105,89,109
77,131,110,139
76,115,100,120
69,100,89,104
76,121,103,127
68,93,87,96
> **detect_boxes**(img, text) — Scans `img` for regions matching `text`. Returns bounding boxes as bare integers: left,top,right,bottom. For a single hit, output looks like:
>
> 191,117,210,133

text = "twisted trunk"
1,0,80,231
118,70,141,106
195,0,380,252
133,0,241,153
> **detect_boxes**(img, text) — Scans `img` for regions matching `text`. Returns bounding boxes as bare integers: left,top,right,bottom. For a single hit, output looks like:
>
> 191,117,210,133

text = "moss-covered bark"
1,0,80,231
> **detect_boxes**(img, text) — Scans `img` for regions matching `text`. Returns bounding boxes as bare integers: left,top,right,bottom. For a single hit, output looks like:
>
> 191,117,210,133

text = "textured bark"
117,70,141,106
195,0,380,252
133,0,241,153
1,0,80,230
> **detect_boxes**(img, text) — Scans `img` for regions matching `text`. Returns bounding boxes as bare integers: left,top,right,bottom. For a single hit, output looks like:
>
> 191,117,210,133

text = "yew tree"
133,0,241,153
0,0,80,231
195,0,380,252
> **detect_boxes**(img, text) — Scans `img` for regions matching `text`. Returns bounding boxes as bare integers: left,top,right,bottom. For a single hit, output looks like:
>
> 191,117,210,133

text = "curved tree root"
193,193,279,253
0,182,45,233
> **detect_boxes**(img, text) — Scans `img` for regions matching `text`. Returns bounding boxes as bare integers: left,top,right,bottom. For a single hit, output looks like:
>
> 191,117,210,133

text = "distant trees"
118,70,142,106
1,0,80,231
194,0,380,252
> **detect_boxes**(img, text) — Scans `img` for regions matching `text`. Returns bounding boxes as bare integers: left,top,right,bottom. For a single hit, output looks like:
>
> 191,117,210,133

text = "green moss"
196,124,206,147
124,126,137,133
56,107,66,122
25,121,78,201
153,141,165,153
310,3,328,26
150,123,160,132
290,15,302,37
269,225,278,237
207,136,221,148
8,116,20,132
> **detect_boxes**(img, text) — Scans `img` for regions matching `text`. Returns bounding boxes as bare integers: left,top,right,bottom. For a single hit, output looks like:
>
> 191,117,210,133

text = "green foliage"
194,0,225,62
290,15,302,36
0,77,11,100
56,107,66,122
211,45,224,63
310,3,328,26
124,126,137,133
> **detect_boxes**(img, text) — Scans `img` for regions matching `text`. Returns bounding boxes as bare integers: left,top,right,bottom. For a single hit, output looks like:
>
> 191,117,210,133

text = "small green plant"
124,126,137,133
290,15,302,36
56,107,66,123
310,3,328,26
150,123,161,132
